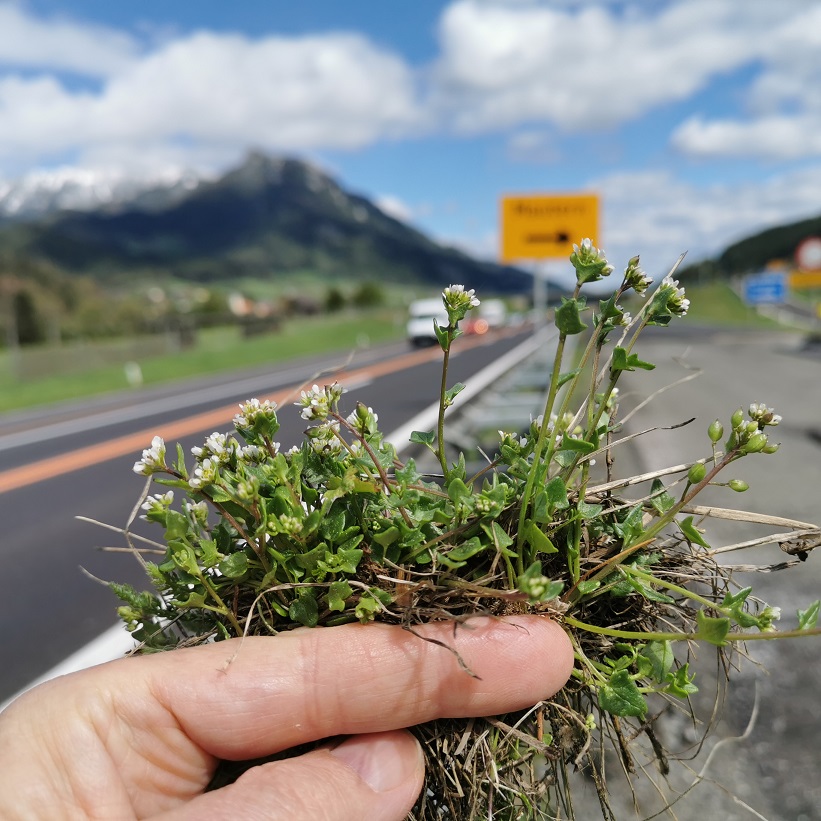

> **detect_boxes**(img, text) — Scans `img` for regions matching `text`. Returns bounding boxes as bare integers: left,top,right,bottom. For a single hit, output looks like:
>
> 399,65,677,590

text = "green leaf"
717,586,761,629
447,477,472,504
218,552,248,579
331,546,364,574
649,478,675,514
373,526,400,547
555,297,588,335
665,663,699,698
289,590,319,627
199,539,220,568
577,501,603,519
434,319,450,351
327,580,353,612
623,572,674,604
614,504,644,546
680,516,710,548
545,477,569,510
553,449,577,468
444,382,466,407
321,508,346,543
611,346,656,373
576,580,601,596
410,430,436,449
598,670,648,717
639,640,674,683
164,510,190,540
557,369,580,388
482,521,515,553
445,536,486,563
696,609,730,646
798,600,820,630
559,437,597,454
355,588,391,622
523,520,558,554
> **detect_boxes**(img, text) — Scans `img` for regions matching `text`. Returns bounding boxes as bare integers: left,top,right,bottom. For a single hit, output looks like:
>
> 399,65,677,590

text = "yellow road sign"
788,270,821,289
500,193,599,262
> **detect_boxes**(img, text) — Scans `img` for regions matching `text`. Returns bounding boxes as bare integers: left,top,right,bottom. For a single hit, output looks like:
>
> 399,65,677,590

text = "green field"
0,282,803,415
681,281,786,327
0,310,404,414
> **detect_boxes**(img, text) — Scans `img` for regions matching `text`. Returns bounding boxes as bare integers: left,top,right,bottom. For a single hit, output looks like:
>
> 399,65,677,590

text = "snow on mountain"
0,166,208,218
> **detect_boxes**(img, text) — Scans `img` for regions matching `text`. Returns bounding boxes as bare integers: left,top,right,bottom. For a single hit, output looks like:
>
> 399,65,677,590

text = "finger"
153,730,424,821
138,615,573,760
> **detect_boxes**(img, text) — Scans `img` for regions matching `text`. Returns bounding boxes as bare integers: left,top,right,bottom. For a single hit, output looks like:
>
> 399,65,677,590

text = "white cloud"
375,194,415,223
430,0,813,137
0,17,422,171
670,4,821,160
0,2,138,76
671,115,821,161
431,0,821,163
593,165,821,276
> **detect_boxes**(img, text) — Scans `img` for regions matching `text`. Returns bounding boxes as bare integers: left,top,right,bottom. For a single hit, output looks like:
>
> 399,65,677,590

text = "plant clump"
114,241,821,820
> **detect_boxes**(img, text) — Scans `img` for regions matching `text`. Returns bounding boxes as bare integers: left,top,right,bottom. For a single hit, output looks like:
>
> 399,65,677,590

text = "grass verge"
0,310,403,414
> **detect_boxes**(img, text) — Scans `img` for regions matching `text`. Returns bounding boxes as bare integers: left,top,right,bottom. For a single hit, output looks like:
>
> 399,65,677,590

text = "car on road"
407,298,448,347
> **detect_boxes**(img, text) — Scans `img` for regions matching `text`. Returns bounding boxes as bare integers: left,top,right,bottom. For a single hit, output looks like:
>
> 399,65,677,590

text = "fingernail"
329,732,419,793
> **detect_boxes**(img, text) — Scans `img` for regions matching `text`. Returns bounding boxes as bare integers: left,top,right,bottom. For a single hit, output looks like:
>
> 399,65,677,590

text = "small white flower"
188,458,217,489
233,397,278,428
240,444,267,462
661,275,690,316
141,491,174,512
443,283,480,309
133,436,166,475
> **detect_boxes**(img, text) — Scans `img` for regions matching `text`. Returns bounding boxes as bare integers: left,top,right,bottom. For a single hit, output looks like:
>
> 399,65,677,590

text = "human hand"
0,616,572,820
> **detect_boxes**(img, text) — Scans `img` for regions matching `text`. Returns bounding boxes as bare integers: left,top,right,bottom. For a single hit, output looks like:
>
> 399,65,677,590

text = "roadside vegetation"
0,310,404,414
672,281,785,327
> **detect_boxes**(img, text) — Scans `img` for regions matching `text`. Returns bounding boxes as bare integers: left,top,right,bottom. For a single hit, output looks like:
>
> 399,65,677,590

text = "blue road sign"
743,272,787,305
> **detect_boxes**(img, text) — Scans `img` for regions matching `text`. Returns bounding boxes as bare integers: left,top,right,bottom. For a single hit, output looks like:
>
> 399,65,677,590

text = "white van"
407,298,448,347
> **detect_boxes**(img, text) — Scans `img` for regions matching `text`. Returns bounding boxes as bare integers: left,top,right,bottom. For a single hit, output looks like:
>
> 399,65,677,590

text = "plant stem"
564,614,821,642
516,285,581,566
436,327,454,478
620,565,716,610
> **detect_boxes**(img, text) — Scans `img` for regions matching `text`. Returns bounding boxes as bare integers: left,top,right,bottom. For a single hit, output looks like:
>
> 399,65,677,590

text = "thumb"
157,730,425,821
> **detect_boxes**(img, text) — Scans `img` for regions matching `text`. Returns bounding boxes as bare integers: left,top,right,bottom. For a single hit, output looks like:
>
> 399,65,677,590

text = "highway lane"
0,330,530,701
573,325,821,821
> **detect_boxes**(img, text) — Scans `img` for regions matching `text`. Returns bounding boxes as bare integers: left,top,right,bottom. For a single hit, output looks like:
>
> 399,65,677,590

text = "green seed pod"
730,408,744,428
743,433,767,453
688,463,707,484
708,419,723,443
728,479,749,492
762,442,780,454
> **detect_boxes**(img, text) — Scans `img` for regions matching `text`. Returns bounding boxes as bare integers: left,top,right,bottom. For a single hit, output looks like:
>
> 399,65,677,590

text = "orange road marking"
0,334,505,496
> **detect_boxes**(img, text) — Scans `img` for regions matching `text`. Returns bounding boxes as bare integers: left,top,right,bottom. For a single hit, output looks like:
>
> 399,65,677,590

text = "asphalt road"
3,323,820,820
0,330,529,702
570,324,821,821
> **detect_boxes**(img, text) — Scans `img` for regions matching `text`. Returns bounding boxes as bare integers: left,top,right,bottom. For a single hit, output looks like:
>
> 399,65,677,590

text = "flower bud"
688,463,707,484
708,420,723,443
728,479,749,492
762,442,780,454
730,408,744,429
742,433,767,453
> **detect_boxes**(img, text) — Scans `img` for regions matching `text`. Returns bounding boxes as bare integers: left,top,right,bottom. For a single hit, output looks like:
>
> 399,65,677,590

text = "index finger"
139,615,573,760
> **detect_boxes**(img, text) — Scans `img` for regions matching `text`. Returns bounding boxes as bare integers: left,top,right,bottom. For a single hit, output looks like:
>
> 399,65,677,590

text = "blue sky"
2,0,821,285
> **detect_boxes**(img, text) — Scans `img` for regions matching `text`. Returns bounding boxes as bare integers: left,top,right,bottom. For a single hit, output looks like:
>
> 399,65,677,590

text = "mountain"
0,166,205,220
1,153,535,294
680,212,821,280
